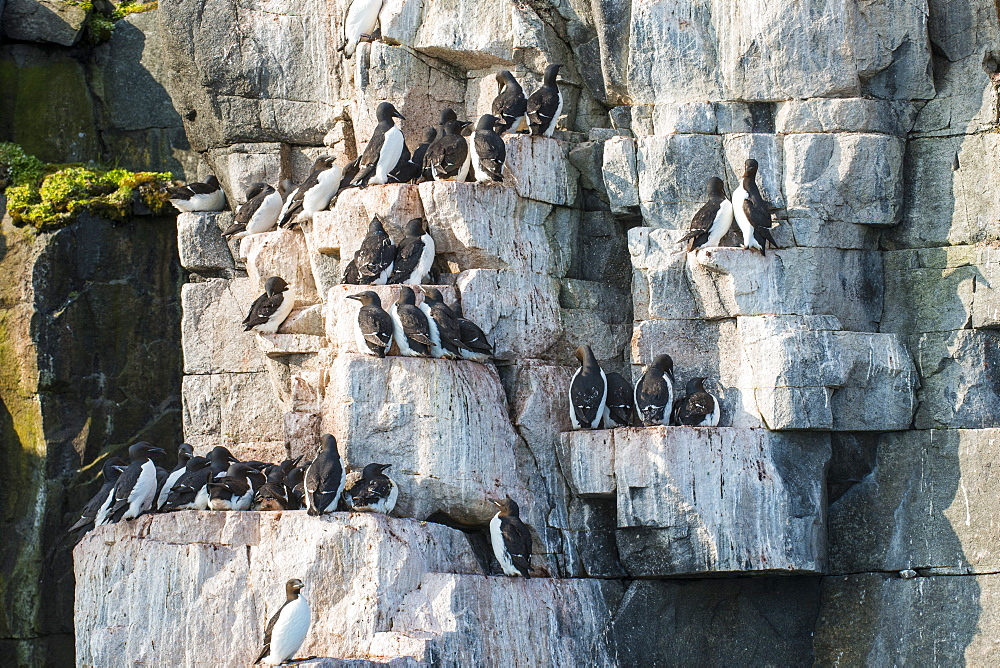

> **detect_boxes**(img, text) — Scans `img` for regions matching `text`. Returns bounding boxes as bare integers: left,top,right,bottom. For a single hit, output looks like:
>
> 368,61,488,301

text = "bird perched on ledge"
634,354,675,427
526,63,563,137
680,176,734,251
167,175,226,213
489,496,532,578
733,158,777,255
243,277,295,333
346,463,398,514
346,291,394,358
491,70,528,134
304,434,345,515
254,579,311,665
352,102,406,188
569,344,607,430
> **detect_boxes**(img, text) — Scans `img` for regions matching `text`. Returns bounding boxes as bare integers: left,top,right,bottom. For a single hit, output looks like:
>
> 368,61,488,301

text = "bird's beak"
113,465,128,472
149,447,166,454
346,294,361,302
229,456,239,463
395,111,406,120
488,498,500,507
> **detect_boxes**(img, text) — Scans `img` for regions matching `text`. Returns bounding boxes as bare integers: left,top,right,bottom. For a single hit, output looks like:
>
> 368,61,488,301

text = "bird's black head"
178,443,194,458
376,102,405,122
264,276,289,297
686,377,708,394
205,175,220,188
652,354,674,377
225,462,257,478
102,456,128,479
397,286,417,306
707,176,726,197
285,578,305,599
362,462,391,479
208,446,239,465
573,345,595,364
420,286,443,303
368,216,387,235
404,217,425,237
743,159,758,177
128,442,165,461
476,114,498,132
443,119,470,136
543,63,562,85
314,155,335,170
186,456,211,472
320,433,339,453
439,107,458,126
490,495,521,517
423,127,438,143
244,182,268,200
347,290,381,307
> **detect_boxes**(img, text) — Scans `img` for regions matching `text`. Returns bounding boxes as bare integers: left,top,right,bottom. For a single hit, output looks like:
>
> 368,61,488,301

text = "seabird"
159,456,213,511
388,286,435,357
732,158,777,255
103,442,166,524
346,463,398,514
278,156,342,228
304,434,346,515
287,462,309,509
243,277,296,333
68,457,128,532
390,127,436,184
253,467,296,511
426,119,472,182
155,443,194,510
342,257,361,285
351,102,406,187
339,157,360,192
568,345,607,430
351,216,395,285
673,377,721,427
388,217,435,285
167,175,226,213
634,354,675,426
254,579,311,666
491,70,528,134
221,182,285,239
601,372,634,428
341,0,384,58
207,464,263,511
451,300,493,363
526,63,563,137
489,496,532,578
421,109,458,182
680,177,734,251
346,291,394,357
471,114,506,183
419,287,465,359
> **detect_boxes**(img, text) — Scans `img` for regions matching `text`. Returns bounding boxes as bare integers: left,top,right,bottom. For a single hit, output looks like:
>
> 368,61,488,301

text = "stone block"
883,245,1000,333
308,184,423,254
722,133,784,210
613,427,830,576
281,304,326,336
602,136,639,213
241,229,320,303
205,143,284,203
1,0,88,46
815,573,997,666
775,98,917,135
176,212,235,275
503,135,579,206
181,371,284,449
320,354,541,526
910,330,1000,429
254,333,326,358
829,429,1000,575
637,134,724,228
783,133,904,227
559,430,615,499
181,278,268,374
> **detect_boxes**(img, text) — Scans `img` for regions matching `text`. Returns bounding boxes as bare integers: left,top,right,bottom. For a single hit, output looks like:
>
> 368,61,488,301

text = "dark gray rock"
1,0,88,46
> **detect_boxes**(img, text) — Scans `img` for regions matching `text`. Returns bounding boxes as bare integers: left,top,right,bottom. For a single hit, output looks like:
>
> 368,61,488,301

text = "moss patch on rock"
0,143,173,231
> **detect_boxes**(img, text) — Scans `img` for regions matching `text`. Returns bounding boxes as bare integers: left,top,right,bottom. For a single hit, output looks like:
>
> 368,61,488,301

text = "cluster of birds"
569,345,721,430
681,159,777,255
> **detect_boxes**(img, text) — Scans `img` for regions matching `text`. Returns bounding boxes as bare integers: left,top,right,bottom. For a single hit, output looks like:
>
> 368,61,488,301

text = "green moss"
0,143,173,231
114,0,157,18
86,12,116,45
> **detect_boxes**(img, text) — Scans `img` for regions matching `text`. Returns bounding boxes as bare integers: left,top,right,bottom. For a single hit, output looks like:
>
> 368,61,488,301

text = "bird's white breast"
302,166,343,219
489,514,519,576
247,191,283,234
265,596,311,664
126,460,159,519
568,366,582,430
374,126,405,185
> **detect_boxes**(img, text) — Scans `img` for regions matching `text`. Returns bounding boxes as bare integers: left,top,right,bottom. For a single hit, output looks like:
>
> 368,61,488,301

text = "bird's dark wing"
388,238,423,283
458,319,493,355
278,183,306,228
254,602,286,664
108,463,143,520
187,181,218,195
636,373,670,422
431,138,467,179
166,186,190,198
356,236,395,280
526,89,558,131
351,477,392,506
745,193,772,230
359,307,394,351
235,191,267,224
388,142,412,182
69,484,114,532
474,133,505,180
493,91,527,131
243,293,285,330
221,222,247,238
398,306,435,346
353,129,386,186
677,392,715,424
571,369,604,424
305,452,344,515
502,517,532,578
431,309,464,351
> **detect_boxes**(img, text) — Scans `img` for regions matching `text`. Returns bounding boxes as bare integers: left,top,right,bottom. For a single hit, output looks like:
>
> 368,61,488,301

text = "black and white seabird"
253,466,296,511
305,434,346,516
346,463,398,514
351,216,396,285
451,301,493,363
278,156,342,228
680,176,734,251
569,345,607,430
388,217,435,285
254,579,311,666
489,496,532,578
287,462,309,509
388,286,435,357
526,63,563,138
339,157,360,192
491,70,528,134
167,175,227,213
68,457,128,532
243,277,296,333
160,456,213,511
207,463,263,511
103,442,165,524
341,0,383,58
155,443,194,511
602,372,634,428
733,159,777,255
426,119,472,182
346,291,394,357
471,114,506,184
421,109,458,182
352,102,407,187
673,377,721,427
222,183,284,239
342,257,361,285
634,354,675,426
419,287,466,359
390,128,435,184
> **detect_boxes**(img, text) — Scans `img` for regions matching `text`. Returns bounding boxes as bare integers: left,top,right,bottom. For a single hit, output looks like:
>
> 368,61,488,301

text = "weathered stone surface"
909,330,1000,429
1,0,88,46
320,354,541,527
601,136,639,213
182,371,284,449
205,143,284,204
176,212,235,275
883,245,1000,333
775,98,917,135
181,278,267,374
254,332,326,357
559,430,615,498
241,229,320,303
783,133,904,227
637,134,724,227
611,578,820,666
611,427,829,576
815,573,995,666
308,184,423,257
722,132,785,209
455,269,562,361
829,429,1000,575
503,135,579,206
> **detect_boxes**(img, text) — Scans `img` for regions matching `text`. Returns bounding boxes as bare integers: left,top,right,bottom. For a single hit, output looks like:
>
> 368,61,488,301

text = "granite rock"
909,329,1000,429
1,0,88,46
241,229,320,304
176,212,236,275
181,371,285,450
181,278,268,375
601,136,639,213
